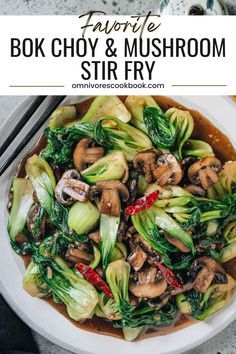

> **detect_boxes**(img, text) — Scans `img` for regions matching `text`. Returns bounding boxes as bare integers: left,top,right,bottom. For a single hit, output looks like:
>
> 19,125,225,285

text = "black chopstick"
0,95,66,177
0,96,47,157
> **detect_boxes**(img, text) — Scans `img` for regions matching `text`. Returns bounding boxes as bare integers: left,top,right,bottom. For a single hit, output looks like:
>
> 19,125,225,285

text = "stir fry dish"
8,96,236,341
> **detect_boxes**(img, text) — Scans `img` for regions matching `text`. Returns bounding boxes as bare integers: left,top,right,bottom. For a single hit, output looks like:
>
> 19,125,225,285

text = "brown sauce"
17,96,236,340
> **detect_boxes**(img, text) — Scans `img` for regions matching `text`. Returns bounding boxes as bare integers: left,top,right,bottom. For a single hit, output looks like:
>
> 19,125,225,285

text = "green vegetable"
145,184,191,199
33,256,98,321
131,209,177,267
197,274,236,320
106,260,132,320
8,178,34,241
81,96,131,124
183,139,214,159
81,150,129,184
221,241,236,262
49,105,77,130
23,261,49,297
38,233,80,259
122,327,143,341
138,175,149,194
94,117,152,161
143,106,176,149
223,220,236,244
206,220,219,237
124,95,159,132
95,293,121,320
110,242,127,262
183,276,236,320
176,293,192,315
207,161,236,201
165,108,194,159
183,290,203,318
90,245,101,269
100,214,120,270
219,161,236,194
68,201,100,234
114,303,178,329
43,124,94,167
155,193,236,226
25,155,56,214
132,206,195,257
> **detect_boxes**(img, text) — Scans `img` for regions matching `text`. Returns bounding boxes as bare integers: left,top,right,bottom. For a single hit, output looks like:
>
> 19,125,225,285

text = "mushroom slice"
190,256,227,293
88,230,101,244
165,234,190,253
91,180,129,217
188,157,222,190
194,267,215,293
66,246,93,264
133,149,160,183
55,169,90,205
129,266,167,298
73,138,104,171
153,154,183,187
127,246,147,271
184,184,206,197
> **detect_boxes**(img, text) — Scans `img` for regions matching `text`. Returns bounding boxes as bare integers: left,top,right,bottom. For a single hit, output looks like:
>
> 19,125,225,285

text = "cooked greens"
81,96,131,124
143,106,176,149
93,116,152,161
165,107,194,159
7,96,236,342
81,150,129,184
8,178,34,241
183,139,214,159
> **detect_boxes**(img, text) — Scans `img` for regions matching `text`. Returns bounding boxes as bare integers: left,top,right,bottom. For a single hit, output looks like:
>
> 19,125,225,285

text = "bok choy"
8,178,34,241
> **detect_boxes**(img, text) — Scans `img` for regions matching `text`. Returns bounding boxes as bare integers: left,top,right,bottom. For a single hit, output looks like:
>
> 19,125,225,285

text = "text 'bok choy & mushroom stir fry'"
8,96,236,341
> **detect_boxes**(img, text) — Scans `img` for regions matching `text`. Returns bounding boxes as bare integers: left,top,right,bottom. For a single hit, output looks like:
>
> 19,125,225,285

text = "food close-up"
6,95,236,342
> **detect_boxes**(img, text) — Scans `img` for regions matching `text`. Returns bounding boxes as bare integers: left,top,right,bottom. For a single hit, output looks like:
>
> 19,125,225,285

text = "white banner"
0,15,235,95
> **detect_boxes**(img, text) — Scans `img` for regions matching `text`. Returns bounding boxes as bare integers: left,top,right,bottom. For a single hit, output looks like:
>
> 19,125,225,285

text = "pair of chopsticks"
0,96,66,176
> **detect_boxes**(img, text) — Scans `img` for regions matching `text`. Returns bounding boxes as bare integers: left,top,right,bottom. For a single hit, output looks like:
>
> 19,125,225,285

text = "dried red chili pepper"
157,262,183,289
125,190,159,216
76,262,113,298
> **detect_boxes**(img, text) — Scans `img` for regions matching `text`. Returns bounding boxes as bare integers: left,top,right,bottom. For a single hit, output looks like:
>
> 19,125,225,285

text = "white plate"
1,96,236,354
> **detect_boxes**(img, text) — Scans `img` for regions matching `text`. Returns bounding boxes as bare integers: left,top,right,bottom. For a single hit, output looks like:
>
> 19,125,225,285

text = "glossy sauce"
18,96,236,340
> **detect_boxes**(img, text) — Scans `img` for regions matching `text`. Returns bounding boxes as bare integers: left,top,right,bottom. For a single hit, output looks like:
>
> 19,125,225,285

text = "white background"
0,15,235,95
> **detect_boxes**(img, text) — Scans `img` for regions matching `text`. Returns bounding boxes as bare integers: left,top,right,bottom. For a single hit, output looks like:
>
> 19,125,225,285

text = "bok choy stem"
100,213,120,270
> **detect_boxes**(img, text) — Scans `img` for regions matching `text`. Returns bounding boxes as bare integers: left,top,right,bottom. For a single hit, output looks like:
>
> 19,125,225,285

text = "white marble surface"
1,95,236,354
0,0,235,15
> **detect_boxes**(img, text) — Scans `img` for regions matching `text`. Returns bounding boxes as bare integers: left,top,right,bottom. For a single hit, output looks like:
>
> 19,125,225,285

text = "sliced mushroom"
165,234,190,253
190,256,227,293
133,149,160,183
55,169,90,205
194,267,215,293
66,246,93,264
88,230,101,244
184,184,206,197
153,154,183,187
131,233,161,263
73,138,104,171
91,180,129,217
129,266,167,298
148,293,170,309
188,157,222,190
27,203,46,239
127,246,147,271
